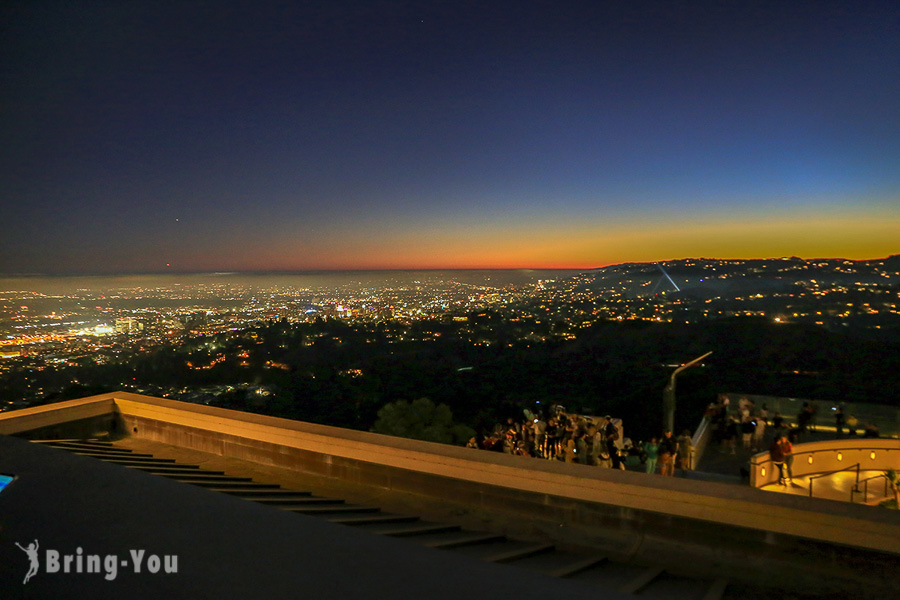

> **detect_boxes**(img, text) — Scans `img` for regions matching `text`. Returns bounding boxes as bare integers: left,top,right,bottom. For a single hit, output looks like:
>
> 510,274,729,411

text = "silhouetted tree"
371,397,474,445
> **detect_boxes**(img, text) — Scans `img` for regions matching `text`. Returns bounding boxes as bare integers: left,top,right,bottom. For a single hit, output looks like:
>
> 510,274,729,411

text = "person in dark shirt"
864,423,880,438
604,418,621,469
772,412,784,431
769,435,787,485
797,403,811,438
658,430,677,476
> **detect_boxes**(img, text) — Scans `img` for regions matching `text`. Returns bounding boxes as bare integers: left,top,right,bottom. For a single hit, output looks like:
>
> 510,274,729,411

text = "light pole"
663,351,713,433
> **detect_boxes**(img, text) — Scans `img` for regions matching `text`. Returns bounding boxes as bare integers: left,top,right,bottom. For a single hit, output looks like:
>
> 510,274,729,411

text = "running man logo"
15,539,40,584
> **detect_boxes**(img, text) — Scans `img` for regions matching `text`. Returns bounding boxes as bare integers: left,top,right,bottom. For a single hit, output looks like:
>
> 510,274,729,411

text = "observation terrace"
1,392,898,599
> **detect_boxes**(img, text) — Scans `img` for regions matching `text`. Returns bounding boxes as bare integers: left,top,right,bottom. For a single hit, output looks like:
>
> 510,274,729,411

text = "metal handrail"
690,416,711,470
851,473,889,504
808,462,860,498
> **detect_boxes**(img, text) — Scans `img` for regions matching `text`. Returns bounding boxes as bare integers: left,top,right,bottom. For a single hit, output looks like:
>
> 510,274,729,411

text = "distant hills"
582,256,899,299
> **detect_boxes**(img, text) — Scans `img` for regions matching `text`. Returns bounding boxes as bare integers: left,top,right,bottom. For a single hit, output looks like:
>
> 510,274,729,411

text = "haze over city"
2,1,898,275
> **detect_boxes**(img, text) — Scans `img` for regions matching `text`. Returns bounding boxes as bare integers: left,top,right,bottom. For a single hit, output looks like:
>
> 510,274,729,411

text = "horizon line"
0,253,897,279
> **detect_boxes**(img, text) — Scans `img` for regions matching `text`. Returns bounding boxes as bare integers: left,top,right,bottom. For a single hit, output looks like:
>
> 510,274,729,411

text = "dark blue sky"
2,1,898,274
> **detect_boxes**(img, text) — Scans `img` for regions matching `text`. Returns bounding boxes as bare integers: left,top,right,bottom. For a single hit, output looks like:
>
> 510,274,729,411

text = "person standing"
781,434,793,482
644,437,659,474
676,429,693,473
725,417,739,454
834,404,845,437
533,418,547,457
545,417,559,459
772,412,784,433
797,403,811,438
659,430,677,476
575,432,588,465
590,426,604,466
564,436,576,463
604,417,621,469
741,417,754,449
769,436,787,485
846,414,859,436
752,416,766,452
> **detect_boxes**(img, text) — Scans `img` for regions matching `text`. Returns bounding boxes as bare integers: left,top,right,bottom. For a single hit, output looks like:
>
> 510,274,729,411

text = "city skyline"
2,1,898,275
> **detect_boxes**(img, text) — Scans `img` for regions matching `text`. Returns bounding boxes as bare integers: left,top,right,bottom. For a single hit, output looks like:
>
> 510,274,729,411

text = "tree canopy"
371,397,474,445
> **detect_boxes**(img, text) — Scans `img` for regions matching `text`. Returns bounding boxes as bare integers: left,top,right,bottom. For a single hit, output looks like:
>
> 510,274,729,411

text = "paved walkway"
759,470,891,504
694,423,895,503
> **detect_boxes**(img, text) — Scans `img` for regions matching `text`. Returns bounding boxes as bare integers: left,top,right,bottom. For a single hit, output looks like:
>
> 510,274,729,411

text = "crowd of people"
464,396,885,483
701,394,885,485
465,405,694,476
704,396,771,454
706,395,882,458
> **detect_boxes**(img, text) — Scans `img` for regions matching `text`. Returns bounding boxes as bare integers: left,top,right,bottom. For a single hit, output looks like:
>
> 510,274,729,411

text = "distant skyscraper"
115,317,143,334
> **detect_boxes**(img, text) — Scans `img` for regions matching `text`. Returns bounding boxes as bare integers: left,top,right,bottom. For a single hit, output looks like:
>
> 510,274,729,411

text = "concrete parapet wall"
0,395,116,438
104,393,900,557
4,392,900,563
750,439,900,488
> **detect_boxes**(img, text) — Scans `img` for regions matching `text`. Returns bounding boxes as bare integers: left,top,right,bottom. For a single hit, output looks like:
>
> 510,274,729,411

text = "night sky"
1,1,898,275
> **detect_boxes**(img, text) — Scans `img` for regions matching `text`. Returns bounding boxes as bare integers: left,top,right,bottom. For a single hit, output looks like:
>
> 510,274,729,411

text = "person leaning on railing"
769,435,787,485
781,435,793,482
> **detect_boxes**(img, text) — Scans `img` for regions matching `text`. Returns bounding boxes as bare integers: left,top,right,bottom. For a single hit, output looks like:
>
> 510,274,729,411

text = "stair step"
285,504,379,515
261,497,345,506
546,555,609,578
41,441,133,453
327,514,420,526
124,465,225,475
93,454,179,463
37,436,692,594
380,523,461,537
211,489,310,498
485,543,555,564
618,566,665,595
235,494,320,502
68,450,165,461
424,533,506,550
177,475,279,491
155,473,252,482
101,457,185,466
33,439,115,446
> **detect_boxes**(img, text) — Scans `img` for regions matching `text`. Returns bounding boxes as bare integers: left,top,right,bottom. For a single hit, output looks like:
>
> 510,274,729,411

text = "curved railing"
749,438,900,488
